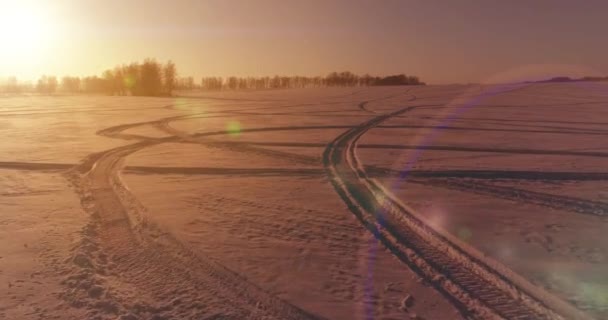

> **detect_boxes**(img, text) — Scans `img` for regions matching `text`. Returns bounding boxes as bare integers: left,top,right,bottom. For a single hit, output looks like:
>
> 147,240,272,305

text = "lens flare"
547,269,608,310
579,282,608,309
227,121,241,137
123,75,136,89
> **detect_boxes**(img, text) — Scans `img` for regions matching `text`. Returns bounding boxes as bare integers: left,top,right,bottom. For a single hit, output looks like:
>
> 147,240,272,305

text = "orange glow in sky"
0,1,60,77
0,0,607,83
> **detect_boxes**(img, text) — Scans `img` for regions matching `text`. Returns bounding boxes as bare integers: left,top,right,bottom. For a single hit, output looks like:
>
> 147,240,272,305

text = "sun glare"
0,1,54,64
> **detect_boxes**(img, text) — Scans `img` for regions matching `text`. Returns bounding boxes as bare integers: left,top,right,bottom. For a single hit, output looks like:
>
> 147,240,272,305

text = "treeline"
534,76,608,83
0,77,29,93
1,60,426,95
62,59,177,96
200,72,424,90
0,59,177,96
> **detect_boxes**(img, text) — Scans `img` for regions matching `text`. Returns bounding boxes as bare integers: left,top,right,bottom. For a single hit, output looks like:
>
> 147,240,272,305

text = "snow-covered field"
1,83,608,319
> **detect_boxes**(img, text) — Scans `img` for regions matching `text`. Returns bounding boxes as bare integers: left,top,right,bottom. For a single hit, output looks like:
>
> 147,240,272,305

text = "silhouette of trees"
175,77,195,90
198,71,425,90
201,77,223,90
10,61,428,96
325,71,358,86
36,76,58,94
530,76,608,84
50,59,180,96
61,76,81,93
82,76,107,94
373,74,424,86
0,77,22,93
163,61,177,94
13,67,608,96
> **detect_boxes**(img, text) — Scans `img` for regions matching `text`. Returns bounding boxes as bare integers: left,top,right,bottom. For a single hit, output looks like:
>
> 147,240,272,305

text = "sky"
1,0,607,84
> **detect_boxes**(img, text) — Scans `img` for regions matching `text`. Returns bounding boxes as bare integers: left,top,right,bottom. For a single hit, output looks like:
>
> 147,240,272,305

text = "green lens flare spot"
227,121,241,137
124,75,136,89
580,282,608,308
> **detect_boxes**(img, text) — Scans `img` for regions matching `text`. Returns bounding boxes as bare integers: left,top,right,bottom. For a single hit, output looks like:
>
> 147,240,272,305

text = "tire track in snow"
411,178,608,217
98,115,608,221
8,115,608,219
154,119,322,166
7,158,608,184
322,104,590,319
63,133,325,318
358,89,417,114
57,88,599,318
60,91,403,318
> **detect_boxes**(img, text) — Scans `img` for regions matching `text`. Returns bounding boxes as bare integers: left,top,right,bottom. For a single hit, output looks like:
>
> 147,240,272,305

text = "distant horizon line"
2,69,607,87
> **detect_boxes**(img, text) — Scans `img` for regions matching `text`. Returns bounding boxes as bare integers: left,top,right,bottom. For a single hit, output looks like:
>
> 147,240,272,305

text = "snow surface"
1,83,608,319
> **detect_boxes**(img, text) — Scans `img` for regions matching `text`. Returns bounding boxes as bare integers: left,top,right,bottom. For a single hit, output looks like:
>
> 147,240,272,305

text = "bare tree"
163,61,177,95
61,76,81,93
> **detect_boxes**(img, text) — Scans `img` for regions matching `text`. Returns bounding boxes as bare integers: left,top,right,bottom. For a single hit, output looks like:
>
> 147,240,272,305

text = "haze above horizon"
1,0,607,84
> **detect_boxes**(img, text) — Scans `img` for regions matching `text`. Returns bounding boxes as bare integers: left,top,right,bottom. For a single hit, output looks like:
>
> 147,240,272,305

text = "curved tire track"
322,105,590,319
358,89,416,114
64,127,324,318
66,88,597,318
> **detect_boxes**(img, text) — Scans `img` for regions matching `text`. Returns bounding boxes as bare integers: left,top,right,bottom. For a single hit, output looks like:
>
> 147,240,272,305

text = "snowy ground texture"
1,83,608,319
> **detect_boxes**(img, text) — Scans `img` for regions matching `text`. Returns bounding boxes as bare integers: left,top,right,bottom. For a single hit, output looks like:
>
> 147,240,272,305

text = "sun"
0,1,54,63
